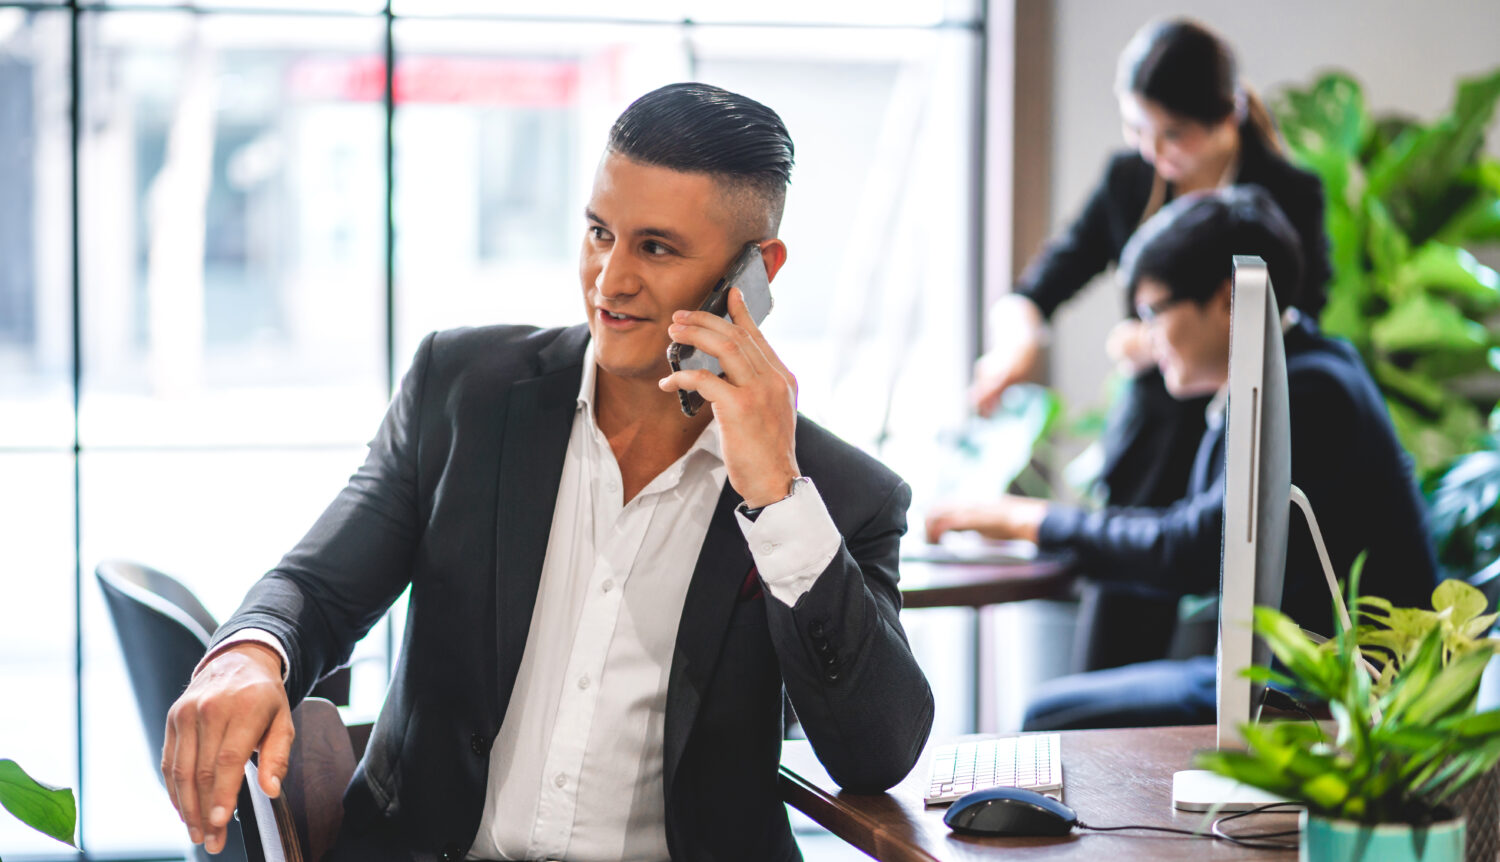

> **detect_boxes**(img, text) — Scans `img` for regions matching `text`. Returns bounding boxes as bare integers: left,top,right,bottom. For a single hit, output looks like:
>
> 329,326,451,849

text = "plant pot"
1301,810,1466,862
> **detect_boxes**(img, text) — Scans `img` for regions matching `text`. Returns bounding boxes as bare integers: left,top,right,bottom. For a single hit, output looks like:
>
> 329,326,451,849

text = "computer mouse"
943,786,1078,837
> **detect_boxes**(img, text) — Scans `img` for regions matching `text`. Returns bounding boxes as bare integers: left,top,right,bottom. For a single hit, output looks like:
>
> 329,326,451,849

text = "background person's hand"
659,287,800,509
970,294,1046,417
924,495,1050,545
1105,318,1155,376
162,642,293,855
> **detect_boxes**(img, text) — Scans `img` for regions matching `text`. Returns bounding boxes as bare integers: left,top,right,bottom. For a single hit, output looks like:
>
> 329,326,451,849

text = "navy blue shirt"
1039,317,1438,637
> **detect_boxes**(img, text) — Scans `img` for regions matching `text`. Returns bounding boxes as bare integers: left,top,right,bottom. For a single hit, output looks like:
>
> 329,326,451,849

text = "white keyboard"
924,734,1063,805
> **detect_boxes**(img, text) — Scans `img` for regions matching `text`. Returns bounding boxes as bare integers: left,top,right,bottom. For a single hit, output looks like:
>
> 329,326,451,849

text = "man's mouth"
597,308,646,327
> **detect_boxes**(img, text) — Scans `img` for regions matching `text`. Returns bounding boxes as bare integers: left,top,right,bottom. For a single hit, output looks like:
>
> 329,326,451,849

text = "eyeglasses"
1135,296,1187,325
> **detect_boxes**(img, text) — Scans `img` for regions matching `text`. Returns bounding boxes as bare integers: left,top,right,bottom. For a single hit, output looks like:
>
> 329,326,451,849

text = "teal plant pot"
1301,810,1466,862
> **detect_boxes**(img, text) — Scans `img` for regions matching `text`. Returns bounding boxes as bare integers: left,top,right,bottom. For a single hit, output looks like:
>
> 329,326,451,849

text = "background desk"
780,725,1298,861
899,556,1076,731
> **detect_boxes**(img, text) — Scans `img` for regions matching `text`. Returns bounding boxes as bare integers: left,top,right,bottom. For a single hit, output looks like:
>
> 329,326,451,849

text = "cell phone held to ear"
667,243,775,417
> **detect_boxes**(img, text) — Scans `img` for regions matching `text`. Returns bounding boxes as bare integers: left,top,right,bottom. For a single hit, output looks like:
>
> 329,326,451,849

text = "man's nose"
595,248,640,299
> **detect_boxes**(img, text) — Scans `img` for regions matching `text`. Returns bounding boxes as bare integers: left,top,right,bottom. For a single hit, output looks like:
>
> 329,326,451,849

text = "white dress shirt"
204,344,843,861
468,346,839,860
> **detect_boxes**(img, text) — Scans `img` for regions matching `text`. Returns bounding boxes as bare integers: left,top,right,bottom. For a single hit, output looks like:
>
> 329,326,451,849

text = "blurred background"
1,0,1497,858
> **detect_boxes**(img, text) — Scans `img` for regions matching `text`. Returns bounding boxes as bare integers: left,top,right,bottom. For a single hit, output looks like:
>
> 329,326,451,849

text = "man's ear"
759,239,788,282
1212,278,1233,316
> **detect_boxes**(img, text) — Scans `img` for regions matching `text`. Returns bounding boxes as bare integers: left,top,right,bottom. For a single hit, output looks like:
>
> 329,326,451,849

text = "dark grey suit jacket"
214,323,934,861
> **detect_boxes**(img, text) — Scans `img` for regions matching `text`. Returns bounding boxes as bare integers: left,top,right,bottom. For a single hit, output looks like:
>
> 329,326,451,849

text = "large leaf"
1276,73,1371,163
1370,293,1489,354
1373,359,1446,413
0,760,76,848
1435,191,1500,245
1367,68,1500,243
1392,243,1500,311
1365,196,1412,284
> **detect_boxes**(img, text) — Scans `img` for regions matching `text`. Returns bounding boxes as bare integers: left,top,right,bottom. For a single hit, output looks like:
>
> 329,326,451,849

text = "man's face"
1135,276,1232,398
580,153,745,385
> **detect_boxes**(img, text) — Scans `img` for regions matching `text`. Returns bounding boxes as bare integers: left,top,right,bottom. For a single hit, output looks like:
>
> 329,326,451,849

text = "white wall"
1043,0,1500,420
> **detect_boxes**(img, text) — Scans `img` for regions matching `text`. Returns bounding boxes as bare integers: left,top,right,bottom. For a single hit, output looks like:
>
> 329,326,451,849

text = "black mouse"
943,786,1078,837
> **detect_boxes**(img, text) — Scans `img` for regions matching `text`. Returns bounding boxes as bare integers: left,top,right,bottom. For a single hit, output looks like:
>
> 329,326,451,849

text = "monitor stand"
1171,769,1295,812
1172,485,1348,813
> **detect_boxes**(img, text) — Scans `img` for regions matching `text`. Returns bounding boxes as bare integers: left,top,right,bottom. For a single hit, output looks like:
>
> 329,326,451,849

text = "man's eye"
643,240,672,256
589,226,611,241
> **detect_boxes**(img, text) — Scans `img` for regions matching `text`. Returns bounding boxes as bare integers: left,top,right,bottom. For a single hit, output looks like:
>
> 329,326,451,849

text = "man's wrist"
741,472,804,511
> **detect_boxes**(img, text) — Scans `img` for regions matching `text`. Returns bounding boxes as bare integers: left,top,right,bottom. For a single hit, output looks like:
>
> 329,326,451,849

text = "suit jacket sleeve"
1014,153,1147,319
209,333,436,703
763,479,935,793
1039,469,1227,598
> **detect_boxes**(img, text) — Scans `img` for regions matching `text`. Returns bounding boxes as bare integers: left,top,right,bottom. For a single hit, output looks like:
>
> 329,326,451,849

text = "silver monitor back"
1217,255,1291,749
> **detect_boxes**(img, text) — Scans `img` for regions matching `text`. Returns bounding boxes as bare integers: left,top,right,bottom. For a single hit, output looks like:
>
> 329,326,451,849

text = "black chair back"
96,559,250,862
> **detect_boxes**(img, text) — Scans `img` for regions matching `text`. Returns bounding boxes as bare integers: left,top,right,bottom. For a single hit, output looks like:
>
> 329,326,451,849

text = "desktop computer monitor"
1216,255,1291,749
1172,255,1293,811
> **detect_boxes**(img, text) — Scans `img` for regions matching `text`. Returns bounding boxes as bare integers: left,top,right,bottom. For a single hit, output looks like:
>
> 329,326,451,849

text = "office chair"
95,559,253,862
240,697,368,862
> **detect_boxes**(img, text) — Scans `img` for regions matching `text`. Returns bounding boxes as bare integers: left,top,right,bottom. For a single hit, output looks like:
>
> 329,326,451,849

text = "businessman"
163,83,934,861
927,187,1436,728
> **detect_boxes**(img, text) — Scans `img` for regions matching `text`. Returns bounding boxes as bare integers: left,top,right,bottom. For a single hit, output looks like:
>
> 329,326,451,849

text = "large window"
0,3,982,858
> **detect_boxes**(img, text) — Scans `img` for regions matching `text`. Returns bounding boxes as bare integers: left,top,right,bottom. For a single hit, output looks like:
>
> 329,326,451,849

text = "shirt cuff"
193,627,290,683
734,477,841,606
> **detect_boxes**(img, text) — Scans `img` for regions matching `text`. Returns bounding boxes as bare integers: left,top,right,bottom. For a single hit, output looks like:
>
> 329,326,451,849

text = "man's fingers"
201,716,268,854
670,308,766,382
659,367,735,404
257,706,296,798
728,288,794,383
166,709,205,844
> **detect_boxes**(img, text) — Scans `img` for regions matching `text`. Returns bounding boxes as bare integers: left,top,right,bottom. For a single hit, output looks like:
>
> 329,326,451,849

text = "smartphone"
666,243,775,416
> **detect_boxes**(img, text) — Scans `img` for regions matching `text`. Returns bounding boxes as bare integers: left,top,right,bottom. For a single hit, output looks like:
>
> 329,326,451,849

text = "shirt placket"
527,419,660,859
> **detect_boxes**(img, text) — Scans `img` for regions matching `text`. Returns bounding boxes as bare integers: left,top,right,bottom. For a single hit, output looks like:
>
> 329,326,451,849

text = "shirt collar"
575,342,725,465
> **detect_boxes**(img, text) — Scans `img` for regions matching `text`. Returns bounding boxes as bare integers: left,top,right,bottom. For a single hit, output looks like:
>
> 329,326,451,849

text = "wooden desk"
780,725,1299,861
899,555,1077,731
898,555,1075,610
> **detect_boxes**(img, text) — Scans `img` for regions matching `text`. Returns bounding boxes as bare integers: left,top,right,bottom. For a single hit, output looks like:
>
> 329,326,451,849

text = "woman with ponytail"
970,18,1331,512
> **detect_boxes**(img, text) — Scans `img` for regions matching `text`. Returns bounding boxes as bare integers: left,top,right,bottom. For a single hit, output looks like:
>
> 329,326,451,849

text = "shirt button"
577,675,590,690
601,579,614,593
605,478,619,492
761,542,776,555
555,773,568,788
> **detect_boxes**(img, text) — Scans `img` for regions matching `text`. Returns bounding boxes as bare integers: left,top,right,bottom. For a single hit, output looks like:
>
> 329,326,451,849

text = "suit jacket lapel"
663,482,753,795
492,325,590,718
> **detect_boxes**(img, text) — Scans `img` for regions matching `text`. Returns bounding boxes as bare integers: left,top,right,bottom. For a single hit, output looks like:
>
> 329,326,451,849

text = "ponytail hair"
1117,18,1279,152
1240,83,1284,155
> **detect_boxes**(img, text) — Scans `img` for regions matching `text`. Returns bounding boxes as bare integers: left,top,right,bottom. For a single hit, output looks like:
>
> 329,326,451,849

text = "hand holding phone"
666,243,775,416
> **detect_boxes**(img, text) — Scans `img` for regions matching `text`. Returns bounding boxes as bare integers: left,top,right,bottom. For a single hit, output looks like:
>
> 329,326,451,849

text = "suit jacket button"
470,733,488,756
809,619,826,638
441,844,463,862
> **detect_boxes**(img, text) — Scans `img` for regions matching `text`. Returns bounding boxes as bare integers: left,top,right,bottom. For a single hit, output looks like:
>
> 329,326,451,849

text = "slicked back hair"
1120,186,1305,313
606,82,794,237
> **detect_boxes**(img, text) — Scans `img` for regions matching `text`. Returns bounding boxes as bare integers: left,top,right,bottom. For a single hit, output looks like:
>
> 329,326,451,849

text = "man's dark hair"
607,82,794,236
1120,185,1305,312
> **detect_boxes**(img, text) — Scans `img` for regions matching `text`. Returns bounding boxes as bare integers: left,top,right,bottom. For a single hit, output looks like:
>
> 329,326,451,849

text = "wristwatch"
739,476,812,521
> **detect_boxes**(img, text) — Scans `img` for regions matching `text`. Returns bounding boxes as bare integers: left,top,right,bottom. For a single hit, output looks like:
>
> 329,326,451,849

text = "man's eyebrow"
585,208,690,246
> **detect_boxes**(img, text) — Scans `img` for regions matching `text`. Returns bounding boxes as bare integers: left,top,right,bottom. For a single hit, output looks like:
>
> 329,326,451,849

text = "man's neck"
593,370,715,503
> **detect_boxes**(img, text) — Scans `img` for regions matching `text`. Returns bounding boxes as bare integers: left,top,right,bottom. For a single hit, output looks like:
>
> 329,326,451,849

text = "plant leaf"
1433,578,1489,621
1371,293,1490,354
1393,243,1500,310
0,760,76,848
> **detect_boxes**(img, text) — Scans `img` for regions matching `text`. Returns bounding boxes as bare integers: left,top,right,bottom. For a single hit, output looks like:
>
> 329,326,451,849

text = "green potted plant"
1274,68,1500,477
1197,575,1500,862
0,758,76,858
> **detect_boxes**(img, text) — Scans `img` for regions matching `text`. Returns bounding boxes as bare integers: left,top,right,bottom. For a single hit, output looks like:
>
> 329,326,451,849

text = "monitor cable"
1075,802,1301,851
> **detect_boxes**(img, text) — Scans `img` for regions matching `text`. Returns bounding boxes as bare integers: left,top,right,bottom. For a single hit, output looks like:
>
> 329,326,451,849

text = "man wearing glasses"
926,186,1435,730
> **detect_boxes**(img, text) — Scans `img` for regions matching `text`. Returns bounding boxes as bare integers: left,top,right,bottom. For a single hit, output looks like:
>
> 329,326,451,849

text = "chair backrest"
94,559,249,862
241,698,362,862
